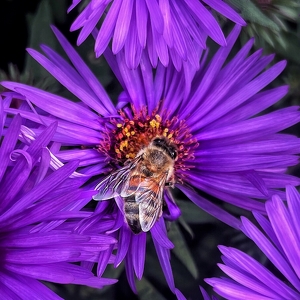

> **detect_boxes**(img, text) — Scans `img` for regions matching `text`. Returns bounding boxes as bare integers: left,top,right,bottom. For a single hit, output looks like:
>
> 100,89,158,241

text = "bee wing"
136,173,167,232
93,156,142,201
120,170,142,198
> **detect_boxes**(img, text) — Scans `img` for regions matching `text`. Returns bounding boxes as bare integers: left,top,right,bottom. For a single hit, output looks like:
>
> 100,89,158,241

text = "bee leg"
165,180,175,188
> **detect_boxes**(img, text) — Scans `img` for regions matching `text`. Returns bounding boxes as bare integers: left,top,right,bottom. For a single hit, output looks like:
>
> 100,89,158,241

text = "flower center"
98,107,198,180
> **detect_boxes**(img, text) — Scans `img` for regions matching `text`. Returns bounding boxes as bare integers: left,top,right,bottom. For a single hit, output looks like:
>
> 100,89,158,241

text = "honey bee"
93,136,178,234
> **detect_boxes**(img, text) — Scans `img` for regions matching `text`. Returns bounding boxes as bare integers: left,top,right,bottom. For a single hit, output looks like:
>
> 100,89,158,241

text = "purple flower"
2,25,300,231
206,186,300,299
0,109,117,298
73,189,183,297
68,0,246,70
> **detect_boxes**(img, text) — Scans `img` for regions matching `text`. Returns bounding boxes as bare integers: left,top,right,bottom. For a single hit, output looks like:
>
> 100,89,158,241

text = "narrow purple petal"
131,233,146,279
266,196,300,280
194,107,300,141
200,286,211,300
95,0,122,56
50,26,116,115
1,83,99,128
68,0,81,13
116,54,146,111
4,109,102,145
180,25,241,119
145,0,164,35
76,5,106,45
112,0,133,53
178,184,241,230
202,0,246,25
168,7,187,61
0,160,79,223
139,55,155,113
163,189,181,221
207,85,289,129
0,151,32,213
7,190,95,230
135,0,148,47
190,175,266,212
124,11,143,69
286,185,300,239
0,114,22,181
125,256,137,294
175,288,187,300
219,245,300,299
153,237,175,292
206,277,271,300
160,0,173,47
190,61,288,131
241,216,300,290
218,264,283,298
253,212,285,254
0,271,62,300
34,148,51,185
184,0,226,46
115,225,131,267
97,245,114,277
151,217,174,249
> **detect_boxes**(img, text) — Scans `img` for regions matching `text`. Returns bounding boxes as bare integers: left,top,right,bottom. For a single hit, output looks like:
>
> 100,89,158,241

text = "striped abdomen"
124,196,142,234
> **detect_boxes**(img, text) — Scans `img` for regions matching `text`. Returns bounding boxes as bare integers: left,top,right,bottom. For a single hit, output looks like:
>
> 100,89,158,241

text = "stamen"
97,106,198,180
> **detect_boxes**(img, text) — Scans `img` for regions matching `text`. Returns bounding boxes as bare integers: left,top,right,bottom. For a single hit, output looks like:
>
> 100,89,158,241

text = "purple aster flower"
0,110,117,298
74,188,184,297
2,25,300,232
206,185,300,299
68,0,246,70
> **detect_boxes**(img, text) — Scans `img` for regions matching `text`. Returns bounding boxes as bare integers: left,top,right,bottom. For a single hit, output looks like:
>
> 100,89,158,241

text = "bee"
93,136,178,234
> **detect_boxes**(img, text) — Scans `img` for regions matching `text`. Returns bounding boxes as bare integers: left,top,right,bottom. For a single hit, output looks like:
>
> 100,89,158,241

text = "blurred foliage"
226,0,300,48
0,0,299,299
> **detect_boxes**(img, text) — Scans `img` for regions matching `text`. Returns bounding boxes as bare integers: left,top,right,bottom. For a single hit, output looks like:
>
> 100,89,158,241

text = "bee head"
152,137,178,160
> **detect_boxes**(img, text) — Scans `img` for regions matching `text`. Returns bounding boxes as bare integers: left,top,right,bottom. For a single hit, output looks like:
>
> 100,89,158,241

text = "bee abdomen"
124,197,142,234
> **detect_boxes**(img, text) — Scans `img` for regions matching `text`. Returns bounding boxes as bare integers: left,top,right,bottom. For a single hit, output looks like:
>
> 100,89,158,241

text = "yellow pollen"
119,140,128,151
100,110,198,183
150,119,160,129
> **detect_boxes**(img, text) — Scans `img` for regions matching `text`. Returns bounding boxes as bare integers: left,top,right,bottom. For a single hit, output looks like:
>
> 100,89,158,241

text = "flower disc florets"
97,106,198,180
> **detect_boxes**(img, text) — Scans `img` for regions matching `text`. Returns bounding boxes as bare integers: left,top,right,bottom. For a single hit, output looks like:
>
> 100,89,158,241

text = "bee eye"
154,138,164,144
169,148,177,160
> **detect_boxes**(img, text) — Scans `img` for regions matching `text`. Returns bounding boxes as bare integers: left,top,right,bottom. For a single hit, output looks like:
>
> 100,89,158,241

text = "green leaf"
226,0,280,31
24,0,58,84
51,0,68,24
273,31,300,64
177,199,216,224
178,216,194,239
169,223,198,279
103,262,124,279
136,278,167,300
